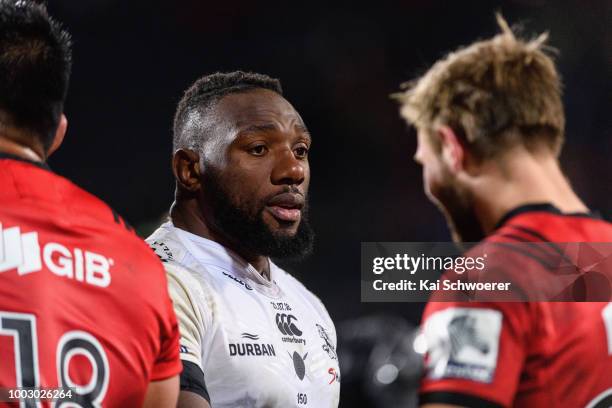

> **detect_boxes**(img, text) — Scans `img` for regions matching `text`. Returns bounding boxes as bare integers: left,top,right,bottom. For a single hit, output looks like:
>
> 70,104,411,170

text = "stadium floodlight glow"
375,363,399,385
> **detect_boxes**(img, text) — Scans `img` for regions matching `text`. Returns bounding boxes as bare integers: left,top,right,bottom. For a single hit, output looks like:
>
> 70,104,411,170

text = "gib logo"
0,223,112,288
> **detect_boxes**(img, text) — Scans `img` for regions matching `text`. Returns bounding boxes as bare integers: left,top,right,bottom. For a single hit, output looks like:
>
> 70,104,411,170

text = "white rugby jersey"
146,222,340,408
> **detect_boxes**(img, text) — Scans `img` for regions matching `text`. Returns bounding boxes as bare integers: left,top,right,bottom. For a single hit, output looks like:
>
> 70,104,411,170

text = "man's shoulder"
1,161,161,280
494,209,612,242
146,224,216,298
1,158,140,238
146,224,214,281
146,222,188,263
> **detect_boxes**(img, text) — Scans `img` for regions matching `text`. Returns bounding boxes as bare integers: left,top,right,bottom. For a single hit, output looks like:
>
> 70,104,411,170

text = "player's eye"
248,144,268,156
294,146,309,159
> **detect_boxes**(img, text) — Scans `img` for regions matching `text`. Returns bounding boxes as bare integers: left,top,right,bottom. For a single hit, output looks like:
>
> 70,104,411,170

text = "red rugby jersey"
0,154,181,407
420,204,612,408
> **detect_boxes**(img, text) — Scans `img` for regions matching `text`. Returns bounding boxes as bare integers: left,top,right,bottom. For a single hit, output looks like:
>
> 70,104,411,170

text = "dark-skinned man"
147,71,340,408
0,1,181,406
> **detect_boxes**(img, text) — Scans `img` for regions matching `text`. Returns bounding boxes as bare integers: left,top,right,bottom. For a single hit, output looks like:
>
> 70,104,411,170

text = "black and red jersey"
0,154,181,406
420,204,612,408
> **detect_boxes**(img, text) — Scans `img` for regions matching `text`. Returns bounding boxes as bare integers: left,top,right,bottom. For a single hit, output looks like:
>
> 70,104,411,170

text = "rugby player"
146,71,340,407
0,1,180,406
396,15,612,408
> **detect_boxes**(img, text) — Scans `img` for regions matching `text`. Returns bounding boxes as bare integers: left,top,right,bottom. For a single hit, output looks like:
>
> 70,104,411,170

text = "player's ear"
172,148,202,192
47,114,68,158
437,125,466,174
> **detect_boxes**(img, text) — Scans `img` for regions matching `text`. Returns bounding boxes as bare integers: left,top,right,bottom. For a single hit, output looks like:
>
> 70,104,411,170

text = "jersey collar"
0,152,51,171
168,222,283,297
494,202,601,230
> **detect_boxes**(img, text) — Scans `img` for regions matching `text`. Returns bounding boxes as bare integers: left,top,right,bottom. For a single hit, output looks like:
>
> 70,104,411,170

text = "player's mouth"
266,193,304,223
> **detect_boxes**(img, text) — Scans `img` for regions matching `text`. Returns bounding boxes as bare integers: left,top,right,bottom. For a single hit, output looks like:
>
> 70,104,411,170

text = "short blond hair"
396,14,565,159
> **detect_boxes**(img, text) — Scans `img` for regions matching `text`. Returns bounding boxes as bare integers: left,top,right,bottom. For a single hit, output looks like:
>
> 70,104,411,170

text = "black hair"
173,71,283,151
0,0,72,149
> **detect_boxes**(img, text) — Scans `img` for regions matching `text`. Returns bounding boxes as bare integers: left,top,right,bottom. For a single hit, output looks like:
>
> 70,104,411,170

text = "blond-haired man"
397,15,612,408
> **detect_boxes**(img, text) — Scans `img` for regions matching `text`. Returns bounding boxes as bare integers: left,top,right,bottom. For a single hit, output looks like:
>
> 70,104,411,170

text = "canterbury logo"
0,223,41,274
276,313,303,337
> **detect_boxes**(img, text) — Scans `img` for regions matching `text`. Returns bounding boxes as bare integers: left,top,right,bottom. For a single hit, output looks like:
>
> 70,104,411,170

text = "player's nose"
414,144,424,165
271,149,306,186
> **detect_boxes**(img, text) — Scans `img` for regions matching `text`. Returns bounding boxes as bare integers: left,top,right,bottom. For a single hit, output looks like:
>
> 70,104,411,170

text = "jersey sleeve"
165,263,209,370
150,264,183,381
164,263,213,401
419,301,532,408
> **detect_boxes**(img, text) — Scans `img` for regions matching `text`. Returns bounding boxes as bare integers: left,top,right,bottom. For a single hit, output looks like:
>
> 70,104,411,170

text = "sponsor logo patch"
222,271,253,290
316,324,337,360
289,351,308,380
229,343,276,357
230,331,274,357
150,241,174,262
276,313,306,345
328,367,340,384
0,223,112,287
423,307,502,383
241,332,259,340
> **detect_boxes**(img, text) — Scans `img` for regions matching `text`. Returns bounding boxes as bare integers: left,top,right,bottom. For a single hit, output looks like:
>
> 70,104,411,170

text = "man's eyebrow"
295,123,310,136
237,123,279,135
236,122,311,140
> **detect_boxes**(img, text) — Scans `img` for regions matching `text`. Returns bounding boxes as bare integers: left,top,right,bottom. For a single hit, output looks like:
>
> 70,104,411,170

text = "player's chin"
427,180,454,210
425,189,446,214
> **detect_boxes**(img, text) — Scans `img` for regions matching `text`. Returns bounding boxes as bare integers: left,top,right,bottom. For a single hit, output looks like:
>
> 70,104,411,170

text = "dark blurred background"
48,0,611,405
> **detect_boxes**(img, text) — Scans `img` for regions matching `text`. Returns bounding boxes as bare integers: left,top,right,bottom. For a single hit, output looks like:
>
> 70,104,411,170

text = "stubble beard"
431,174,485,246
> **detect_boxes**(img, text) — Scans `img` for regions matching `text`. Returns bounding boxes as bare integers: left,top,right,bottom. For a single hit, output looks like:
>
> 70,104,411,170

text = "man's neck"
170,200,270,278
469,148,588,234
0,130,45,163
